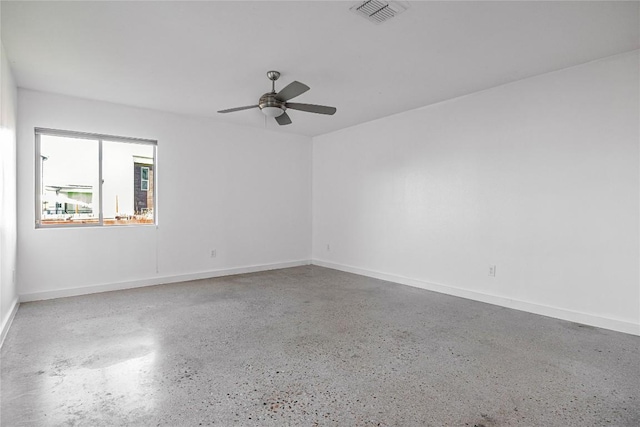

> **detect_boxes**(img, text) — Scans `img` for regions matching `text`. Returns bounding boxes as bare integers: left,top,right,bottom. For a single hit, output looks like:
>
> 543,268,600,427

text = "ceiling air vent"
350,0,409,24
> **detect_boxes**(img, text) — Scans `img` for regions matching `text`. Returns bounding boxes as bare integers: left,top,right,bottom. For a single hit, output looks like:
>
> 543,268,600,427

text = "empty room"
1,1,638,426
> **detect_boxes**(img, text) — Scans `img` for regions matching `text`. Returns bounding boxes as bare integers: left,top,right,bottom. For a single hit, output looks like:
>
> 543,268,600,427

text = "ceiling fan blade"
286,102,336,115
275,111,292,126
217,105,259,113
275,81,310,102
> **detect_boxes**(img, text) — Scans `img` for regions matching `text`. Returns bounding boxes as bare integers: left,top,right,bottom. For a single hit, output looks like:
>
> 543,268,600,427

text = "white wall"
17,90,312,299
313,51,640,335
1,42,19,343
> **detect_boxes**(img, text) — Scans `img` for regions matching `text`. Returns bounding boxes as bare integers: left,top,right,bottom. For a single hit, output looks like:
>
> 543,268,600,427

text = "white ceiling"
2,1,638,137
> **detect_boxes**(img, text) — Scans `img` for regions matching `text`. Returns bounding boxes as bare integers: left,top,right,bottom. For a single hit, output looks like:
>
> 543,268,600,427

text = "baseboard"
312,259,640,336
20,259,312,303
1,297,20,349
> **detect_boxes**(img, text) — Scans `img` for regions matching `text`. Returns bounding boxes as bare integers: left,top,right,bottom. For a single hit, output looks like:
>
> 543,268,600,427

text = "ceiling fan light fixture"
261,106,284,117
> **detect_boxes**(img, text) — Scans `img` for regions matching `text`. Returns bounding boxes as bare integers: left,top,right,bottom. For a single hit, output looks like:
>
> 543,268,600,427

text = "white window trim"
35,127,157,228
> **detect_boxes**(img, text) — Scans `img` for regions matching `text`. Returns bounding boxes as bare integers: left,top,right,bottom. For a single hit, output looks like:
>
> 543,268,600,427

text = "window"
35,128,157,227
141,167,149,191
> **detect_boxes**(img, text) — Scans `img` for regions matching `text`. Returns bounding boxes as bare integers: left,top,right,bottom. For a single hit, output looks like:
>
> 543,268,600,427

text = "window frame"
35,127,157,229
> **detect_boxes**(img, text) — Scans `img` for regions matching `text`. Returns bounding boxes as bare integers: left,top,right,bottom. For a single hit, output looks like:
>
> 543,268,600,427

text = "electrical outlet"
489,265,496,277
211,249,217,258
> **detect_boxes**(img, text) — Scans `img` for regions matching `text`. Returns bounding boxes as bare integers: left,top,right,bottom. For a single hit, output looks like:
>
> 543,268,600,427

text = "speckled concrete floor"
1,266,639,426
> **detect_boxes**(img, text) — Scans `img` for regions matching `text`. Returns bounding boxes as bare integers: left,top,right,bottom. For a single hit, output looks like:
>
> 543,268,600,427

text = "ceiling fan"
217,71,337,126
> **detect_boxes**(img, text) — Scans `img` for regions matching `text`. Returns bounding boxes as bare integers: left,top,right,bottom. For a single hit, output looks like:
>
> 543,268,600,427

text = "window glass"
102,141,155,226
39,135,99,225
36,129,156,228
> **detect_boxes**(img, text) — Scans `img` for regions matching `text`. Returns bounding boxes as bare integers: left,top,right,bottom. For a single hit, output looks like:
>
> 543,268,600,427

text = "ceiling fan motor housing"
259,93,285,117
